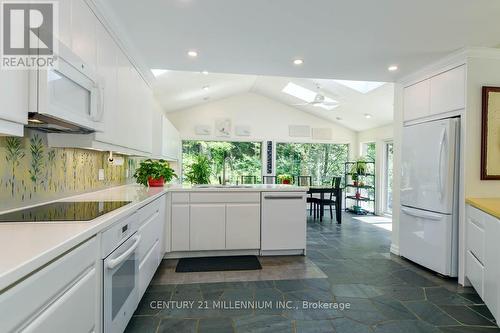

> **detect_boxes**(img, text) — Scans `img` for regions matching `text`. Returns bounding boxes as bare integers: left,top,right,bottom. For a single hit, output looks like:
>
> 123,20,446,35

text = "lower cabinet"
465,204,500,324
0,237,99,333
169,192,261,252
190,204,226,251
226,203,260,249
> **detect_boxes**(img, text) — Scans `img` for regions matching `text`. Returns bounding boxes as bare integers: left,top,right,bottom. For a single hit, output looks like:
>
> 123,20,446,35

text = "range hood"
27,113,95,134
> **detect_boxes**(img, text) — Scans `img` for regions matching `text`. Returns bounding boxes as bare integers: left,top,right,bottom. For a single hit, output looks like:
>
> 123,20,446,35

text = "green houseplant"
185,155,212,184
278,174,293,185
134,159,177,187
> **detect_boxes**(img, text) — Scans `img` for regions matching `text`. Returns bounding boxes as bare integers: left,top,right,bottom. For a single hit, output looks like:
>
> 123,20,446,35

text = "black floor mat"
175,255,262,272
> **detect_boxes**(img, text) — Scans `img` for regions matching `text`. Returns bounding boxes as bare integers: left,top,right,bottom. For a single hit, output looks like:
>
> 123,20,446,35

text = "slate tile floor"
125,213,499,333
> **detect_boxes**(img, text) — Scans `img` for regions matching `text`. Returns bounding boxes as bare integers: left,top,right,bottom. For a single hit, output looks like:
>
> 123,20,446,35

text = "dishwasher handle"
264,195,305,200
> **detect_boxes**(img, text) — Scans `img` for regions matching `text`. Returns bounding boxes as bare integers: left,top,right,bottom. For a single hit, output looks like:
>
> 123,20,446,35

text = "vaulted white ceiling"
100,0,500,81
153,71,394,132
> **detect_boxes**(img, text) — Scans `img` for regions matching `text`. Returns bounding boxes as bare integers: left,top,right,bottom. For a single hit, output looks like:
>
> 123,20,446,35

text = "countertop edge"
0,189,167,292
466,198,500,219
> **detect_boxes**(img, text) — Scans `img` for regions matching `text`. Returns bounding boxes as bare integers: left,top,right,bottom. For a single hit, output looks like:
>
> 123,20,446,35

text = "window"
384,142,394,214
363,142,376,162
276,143,349,185
182,141,262,184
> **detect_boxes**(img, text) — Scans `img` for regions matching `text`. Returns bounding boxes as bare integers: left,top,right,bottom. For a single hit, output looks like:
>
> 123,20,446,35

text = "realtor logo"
1,1,58,69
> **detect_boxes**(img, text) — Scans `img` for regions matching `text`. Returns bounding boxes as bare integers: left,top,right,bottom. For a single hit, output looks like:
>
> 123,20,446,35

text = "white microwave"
28,44,104,133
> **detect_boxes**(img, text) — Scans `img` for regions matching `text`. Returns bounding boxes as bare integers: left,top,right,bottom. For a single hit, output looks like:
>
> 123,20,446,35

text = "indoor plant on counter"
278,174,293,185
185,155,212,184
134,159,177,187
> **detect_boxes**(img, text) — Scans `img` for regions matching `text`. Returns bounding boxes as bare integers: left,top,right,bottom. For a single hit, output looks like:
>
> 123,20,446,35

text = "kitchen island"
165,184,308,258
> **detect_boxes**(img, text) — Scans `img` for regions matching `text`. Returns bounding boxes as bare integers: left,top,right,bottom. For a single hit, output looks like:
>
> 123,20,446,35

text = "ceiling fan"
290,83,339,108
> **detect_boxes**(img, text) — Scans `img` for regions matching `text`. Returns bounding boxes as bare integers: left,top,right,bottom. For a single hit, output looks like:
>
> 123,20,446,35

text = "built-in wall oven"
102,212,140,333
28,43,104,133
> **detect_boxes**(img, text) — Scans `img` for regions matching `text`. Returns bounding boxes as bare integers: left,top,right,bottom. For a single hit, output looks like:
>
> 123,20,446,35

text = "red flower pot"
148,177,165,187
282,179,291,184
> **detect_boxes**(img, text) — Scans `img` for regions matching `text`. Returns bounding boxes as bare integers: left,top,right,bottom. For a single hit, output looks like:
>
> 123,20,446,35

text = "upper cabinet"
58,0,72,49
0,70,28,136
430,65,466,115
403,79,430,121
152,101,181,161
71,0,97,72
403,65,466,122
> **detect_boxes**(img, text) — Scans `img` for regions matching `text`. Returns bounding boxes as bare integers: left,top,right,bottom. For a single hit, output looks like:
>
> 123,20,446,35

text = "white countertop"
0,185,166,292
0,183,307,291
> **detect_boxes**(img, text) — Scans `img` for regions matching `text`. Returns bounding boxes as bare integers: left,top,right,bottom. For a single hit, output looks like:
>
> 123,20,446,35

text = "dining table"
307,186,343,224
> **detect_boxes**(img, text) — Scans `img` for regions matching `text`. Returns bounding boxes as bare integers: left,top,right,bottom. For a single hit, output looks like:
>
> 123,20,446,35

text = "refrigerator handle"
438,128,446,201
401,207,443,220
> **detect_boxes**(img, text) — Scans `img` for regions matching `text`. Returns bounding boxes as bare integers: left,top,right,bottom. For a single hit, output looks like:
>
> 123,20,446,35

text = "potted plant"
134,159,177,187
352,173,359,186
356,157,367,175
185,155,212,184
278,174,293,185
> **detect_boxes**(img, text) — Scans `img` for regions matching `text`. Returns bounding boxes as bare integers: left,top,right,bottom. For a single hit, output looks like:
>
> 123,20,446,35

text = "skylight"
282,82,339,111
282,82,317,102
151,69,168,77
334,80,385,94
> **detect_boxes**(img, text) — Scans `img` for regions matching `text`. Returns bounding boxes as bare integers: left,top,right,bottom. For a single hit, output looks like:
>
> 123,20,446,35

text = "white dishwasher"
261,192,307,255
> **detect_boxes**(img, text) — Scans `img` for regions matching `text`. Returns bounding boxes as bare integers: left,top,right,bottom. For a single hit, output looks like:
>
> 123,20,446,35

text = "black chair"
241,175,257,184
262,176,277,184
314,177,342,220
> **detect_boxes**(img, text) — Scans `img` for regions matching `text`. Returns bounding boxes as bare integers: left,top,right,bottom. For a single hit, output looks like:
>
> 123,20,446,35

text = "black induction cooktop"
0,201,132,222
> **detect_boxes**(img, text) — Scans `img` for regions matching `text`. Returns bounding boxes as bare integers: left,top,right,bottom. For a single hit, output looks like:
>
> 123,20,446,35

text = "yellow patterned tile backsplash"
0,130,137,211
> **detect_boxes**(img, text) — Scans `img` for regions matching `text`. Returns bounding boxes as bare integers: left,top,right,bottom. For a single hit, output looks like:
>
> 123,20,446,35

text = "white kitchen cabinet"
71,0,97,72
465,204,500,324
226,204,260,249
22,268,98,333
190,204,226,251
0,237,99,332
403,79,430,121
157,114,181,161
171,204,190,251
57,0,72,49
94,22,118,146
483,211,500,323
430,65,466,115
0,70,28,136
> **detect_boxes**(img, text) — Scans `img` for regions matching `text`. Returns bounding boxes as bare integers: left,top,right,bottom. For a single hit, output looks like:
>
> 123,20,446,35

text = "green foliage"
276,143,349,185
278,174,293,183
185,155,212,184
5,137,25,196
133,159,177,186
29,134,44,188
182,141,261,184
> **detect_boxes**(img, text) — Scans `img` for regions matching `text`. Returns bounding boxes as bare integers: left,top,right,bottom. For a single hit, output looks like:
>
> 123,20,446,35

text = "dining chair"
296,175,312,186
241,175,257,184
262,176,277,184
314,177,342,220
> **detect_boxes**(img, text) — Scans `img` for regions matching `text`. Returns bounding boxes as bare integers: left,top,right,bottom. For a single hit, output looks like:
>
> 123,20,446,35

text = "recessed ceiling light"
293,59,304,65
388,65,398,71
203,85,210,91
201,70,209,75
187,50,198,57
364,114,372,119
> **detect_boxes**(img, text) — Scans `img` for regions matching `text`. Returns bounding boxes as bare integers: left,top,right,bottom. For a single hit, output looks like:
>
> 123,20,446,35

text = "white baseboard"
390,243,400,255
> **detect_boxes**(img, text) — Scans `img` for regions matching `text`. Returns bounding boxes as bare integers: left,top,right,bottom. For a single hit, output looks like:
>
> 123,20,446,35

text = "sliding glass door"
384,142,394,214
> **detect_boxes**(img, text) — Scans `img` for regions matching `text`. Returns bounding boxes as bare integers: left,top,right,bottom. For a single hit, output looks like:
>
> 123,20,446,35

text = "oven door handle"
106,235,141,270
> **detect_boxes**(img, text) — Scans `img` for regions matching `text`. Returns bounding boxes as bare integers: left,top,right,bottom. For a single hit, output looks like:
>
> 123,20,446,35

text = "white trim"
0,119,24,137
390,243,400,255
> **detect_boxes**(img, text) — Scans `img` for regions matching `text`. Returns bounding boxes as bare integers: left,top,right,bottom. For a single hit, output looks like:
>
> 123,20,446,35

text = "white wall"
357,124,394,215
167,92,358,158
